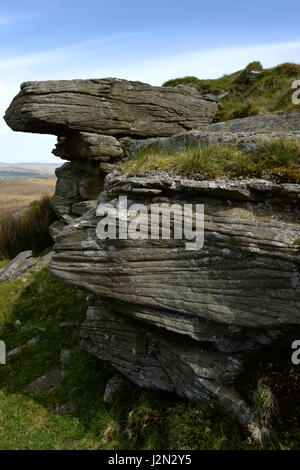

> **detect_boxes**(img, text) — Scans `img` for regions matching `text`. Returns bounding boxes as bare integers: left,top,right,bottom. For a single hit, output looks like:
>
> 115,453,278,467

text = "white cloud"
0,39,299,164
98,40,300,85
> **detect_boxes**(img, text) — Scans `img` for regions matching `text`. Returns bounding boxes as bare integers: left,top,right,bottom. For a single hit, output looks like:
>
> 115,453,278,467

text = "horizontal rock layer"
4,78,218,137
205,113,300,133
122,113,300,156
50,174,300,432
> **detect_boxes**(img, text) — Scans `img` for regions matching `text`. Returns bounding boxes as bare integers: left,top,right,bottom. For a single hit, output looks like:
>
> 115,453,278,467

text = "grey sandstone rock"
54,161,104,203
8,336,40,357
49,173,300,434
103,373,125,403
53,133,124,161
26,369,64,396
72,200,97,216
49,220,67,240
4,78,218,137
4,76,300,437
205,113,300,133
124,114,300,157
0,251,36,283
0,251,54,284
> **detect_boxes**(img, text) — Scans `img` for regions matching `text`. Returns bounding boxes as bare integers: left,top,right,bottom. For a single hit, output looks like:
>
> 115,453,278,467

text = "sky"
0,0,299,163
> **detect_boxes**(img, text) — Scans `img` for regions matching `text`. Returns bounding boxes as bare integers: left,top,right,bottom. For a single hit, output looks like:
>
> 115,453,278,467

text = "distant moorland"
0,178,56,212
0,162,56,183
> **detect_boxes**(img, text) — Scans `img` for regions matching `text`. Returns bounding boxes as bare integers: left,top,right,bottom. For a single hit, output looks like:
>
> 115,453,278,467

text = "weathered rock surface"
8,336,40,357
103,373,125,403
0,251,34,283
205,113,300,133
0,251,53,283
26,369,64,396
4,78,218,137
122,114,300,157
53,133,124,161
50,173,300,433
4,77,300,437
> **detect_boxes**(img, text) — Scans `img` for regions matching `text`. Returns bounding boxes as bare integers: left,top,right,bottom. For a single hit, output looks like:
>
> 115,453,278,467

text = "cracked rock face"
4,78,218,137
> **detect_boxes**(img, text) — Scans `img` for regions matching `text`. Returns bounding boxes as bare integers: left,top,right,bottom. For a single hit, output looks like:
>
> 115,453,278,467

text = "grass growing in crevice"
0,195,57,260
163,61,300,121
0,260,9,270
0,268,299,449
120,138,300,183
253,377,276,432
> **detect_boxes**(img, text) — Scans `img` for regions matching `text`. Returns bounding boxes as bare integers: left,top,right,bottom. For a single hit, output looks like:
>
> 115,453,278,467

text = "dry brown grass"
0,195,57,259
0,179,56,212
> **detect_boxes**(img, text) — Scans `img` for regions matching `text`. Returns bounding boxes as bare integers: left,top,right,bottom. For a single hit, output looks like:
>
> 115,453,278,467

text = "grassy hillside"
0,266,299,450
163,62,300,122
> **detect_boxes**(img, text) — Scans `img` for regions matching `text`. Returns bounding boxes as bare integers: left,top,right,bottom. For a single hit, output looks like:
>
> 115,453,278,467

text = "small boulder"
56,402,75,416
8,336,40,357
26,369,64,396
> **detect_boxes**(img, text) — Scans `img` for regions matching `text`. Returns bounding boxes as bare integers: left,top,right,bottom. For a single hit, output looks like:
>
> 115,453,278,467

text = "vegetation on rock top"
163,62,300,121
120,137,300,182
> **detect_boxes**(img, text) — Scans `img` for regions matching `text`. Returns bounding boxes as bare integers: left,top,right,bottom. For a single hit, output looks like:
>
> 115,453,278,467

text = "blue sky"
0,0,299,163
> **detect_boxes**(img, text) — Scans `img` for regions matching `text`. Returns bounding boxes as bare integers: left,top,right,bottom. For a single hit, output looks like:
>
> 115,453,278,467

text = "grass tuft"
120,138,300,183
253,377,276,434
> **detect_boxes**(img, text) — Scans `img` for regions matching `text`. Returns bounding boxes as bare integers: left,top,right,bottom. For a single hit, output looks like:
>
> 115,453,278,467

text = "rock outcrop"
123,113,300,157
49,173,300,433
4,78,218,137
4,78,300,436
0,251,53,283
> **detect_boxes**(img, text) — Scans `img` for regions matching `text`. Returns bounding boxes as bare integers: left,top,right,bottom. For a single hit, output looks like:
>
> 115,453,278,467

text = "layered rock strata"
4,79,300,435
49,173,300,433
4,78,218,137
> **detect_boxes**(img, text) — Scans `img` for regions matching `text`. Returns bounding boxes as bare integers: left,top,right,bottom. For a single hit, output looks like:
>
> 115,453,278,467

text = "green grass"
0,260,9,270
163,62,300,121
0,267,299,449
120,138,300,182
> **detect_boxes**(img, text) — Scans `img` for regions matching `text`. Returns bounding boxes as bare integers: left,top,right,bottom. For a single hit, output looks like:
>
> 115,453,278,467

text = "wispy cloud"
0,33,138,71
0,38,299,163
